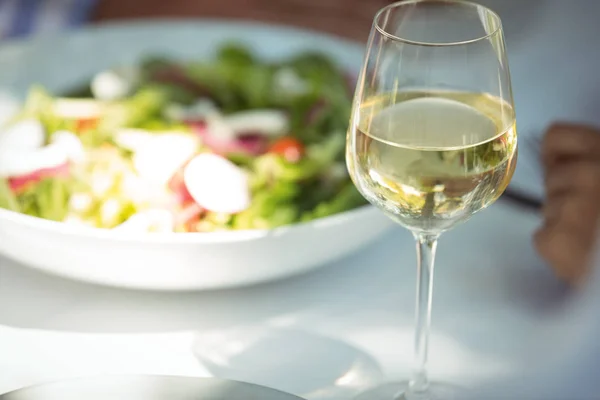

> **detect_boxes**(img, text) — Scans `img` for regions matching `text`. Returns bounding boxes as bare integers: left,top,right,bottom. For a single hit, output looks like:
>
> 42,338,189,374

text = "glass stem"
405,232,439,399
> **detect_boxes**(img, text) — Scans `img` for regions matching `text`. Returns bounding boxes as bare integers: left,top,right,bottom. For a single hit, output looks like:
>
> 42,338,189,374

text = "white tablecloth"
0,202,565,399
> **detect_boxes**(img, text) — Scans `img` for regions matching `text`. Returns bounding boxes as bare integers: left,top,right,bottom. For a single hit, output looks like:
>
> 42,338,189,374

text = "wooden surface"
91,0,391,41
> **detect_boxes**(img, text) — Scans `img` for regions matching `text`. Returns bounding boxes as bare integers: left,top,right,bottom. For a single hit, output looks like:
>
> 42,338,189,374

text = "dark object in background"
501,187,543,212
91,0,391,41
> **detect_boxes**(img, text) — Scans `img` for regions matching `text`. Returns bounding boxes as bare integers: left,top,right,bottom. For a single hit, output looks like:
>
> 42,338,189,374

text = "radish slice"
52,130,85,162
1,144,66,177
184,153,250,214
235,134,269,155
0,127,82,178
194,124,267,156
113,209,174,233
224,110,289,138
8,162,70,192
0,119,45,150
188,109,288,148
165,98,218,122
132,133,199,185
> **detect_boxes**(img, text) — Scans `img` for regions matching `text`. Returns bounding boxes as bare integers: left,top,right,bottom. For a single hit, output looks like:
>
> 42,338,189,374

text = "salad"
0,43,367,232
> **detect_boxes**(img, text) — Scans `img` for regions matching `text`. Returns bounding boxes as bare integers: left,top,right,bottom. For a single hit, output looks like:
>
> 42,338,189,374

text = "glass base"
355,381,464,400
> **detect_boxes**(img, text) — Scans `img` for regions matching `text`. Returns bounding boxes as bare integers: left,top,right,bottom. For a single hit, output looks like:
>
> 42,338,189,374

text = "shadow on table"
193,327,384,400
0,204,568,387
0,231,399,334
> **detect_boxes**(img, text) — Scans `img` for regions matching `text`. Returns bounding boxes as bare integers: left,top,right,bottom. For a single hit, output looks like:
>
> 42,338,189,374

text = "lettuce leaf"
0,179,19,212
17,177,72,222
301,182,367,221
100,85,170,131
232,179,299,230
19,86,69,139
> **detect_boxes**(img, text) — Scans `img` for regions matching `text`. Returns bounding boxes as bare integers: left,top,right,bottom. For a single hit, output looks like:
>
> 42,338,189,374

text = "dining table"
0,199,565,400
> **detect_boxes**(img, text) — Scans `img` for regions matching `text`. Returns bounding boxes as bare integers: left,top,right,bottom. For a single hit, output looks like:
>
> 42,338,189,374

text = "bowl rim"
0,203,378,244
0,19,376,244
0,17,364,49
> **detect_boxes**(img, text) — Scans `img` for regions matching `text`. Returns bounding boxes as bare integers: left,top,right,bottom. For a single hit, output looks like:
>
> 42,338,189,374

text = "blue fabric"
67,0,98,26
2,0,98,38
6,0,40,37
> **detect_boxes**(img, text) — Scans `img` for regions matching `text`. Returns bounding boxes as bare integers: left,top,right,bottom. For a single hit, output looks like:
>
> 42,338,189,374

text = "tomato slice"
269,137,305,163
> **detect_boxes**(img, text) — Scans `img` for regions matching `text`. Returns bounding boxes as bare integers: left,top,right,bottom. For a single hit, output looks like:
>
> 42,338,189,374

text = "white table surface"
0,201,567,400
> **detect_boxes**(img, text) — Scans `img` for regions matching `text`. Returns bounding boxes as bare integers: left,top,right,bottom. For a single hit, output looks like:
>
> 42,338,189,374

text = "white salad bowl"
0,20,393,290
0,205,390,290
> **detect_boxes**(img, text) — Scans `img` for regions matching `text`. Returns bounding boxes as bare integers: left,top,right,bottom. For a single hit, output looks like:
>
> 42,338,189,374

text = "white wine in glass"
346,1,517,399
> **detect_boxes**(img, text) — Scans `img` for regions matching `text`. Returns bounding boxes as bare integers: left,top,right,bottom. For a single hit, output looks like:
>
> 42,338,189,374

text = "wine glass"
346,1,517,399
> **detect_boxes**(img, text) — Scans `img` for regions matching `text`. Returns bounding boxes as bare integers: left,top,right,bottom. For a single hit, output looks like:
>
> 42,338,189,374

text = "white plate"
0,375,305,400
0,20,394,290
